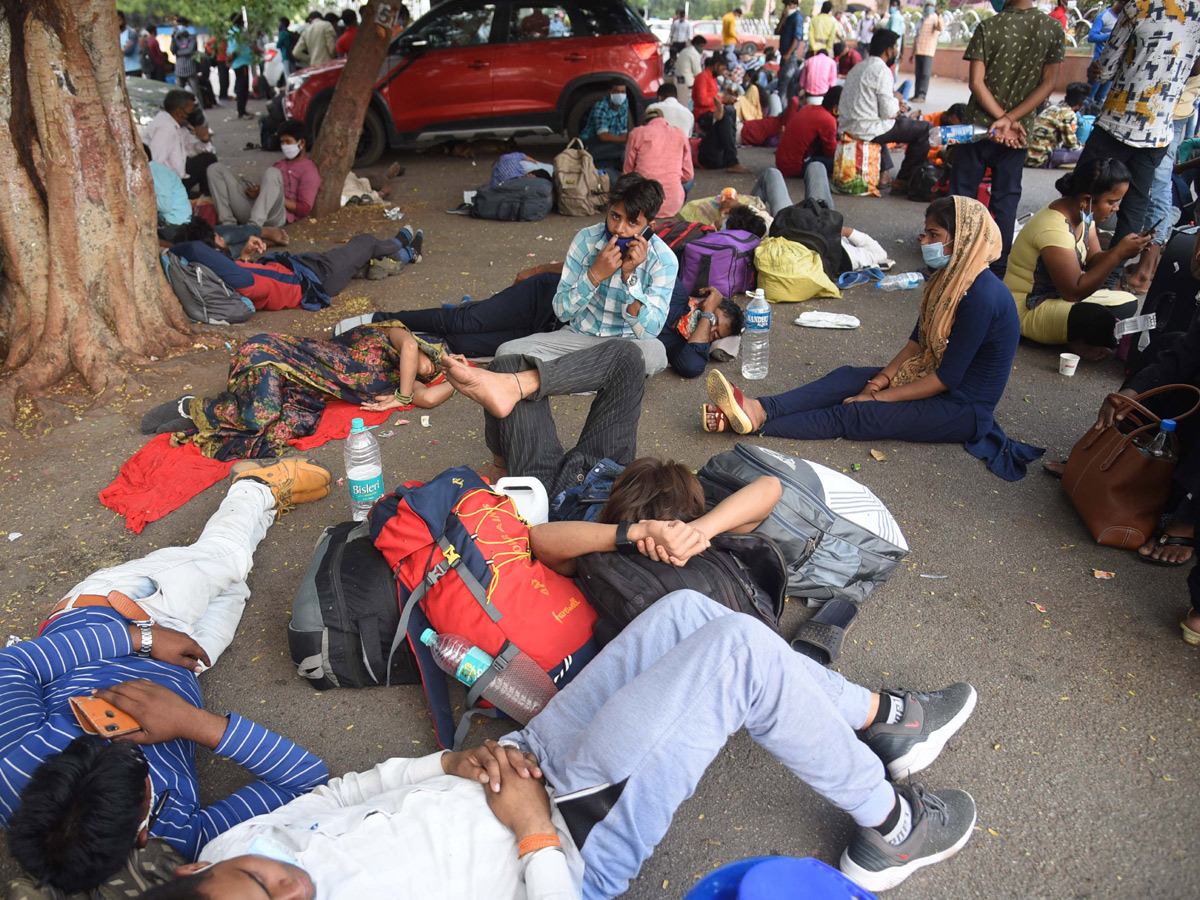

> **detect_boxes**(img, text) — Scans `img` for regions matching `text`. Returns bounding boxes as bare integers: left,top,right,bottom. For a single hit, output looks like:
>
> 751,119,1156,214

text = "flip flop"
1139,531,1196,567
1182,614,1200,646
702,404,730,433
706,370,754,435
791,599,859,665
836,267,886,289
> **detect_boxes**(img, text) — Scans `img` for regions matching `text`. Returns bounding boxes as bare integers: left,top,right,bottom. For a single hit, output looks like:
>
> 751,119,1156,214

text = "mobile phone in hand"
1142,217,1164,236
640,224,654,241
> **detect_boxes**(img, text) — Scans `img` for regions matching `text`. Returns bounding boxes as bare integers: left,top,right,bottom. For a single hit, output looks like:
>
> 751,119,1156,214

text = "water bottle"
344,417,384,521
934,124,989,147
742,288,771,380
421,629,557,724
875,272,925,292
1141,419,1179,461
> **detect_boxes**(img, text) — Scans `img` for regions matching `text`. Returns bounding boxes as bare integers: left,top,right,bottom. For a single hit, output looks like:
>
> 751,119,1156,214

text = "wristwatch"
614,522,640,556
133,620,154,658
624,272,638,288
698,311,717,327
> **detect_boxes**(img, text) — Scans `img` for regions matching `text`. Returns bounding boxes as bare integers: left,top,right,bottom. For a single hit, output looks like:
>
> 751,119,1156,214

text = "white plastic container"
493,476,550,525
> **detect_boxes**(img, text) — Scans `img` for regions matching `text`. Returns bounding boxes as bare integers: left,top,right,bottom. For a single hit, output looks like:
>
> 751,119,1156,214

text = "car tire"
740,41,759,54
309,100,387,168
565,88,608,139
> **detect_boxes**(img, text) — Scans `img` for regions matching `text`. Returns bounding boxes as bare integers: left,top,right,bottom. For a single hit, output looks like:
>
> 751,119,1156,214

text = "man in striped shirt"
1,459,332,895
494,174,678,377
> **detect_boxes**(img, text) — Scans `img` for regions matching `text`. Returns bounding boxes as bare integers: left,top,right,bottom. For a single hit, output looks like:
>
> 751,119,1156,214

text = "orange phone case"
69,696,142,738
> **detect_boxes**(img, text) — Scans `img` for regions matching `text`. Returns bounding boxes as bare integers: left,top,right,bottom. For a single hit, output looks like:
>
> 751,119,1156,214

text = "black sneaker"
860,683,977,779
409,229,424,262
140,394,195,435
840,784,976,892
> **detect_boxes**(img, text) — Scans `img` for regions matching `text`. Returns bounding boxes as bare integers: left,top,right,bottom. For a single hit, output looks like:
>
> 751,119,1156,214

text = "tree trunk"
0,0,192,427
309,1,394,218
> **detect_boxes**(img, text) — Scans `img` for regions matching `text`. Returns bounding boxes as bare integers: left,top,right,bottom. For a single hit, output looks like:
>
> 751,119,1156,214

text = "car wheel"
309,101,387,168
565,88,608,139
740,41,759,54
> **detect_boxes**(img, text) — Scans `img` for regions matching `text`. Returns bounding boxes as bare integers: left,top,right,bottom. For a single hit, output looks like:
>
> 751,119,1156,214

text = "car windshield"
572,1,647,35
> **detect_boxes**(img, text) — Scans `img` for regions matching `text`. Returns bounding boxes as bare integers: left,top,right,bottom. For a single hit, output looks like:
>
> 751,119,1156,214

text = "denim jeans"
949,140,1028,275
1076,125,1168,249
1148,119,1188,244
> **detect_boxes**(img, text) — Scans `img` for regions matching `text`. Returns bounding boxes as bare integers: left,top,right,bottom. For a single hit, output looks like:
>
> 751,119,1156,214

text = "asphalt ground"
0,76,1195,898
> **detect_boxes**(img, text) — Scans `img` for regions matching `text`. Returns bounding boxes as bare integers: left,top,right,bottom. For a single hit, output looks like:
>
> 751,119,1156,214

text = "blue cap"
682,857,877,900
349,417,376,435
420,628,437,646
1161,419,1177,432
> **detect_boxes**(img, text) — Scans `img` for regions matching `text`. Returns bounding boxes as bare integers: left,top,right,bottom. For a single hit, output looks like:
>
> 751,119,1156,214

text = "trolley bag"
369,467,600,748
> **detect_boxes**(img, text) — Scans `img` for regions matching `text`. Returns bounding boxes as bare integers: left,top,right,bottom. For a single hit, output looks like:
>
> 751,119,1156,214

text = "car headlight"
286,72,310,94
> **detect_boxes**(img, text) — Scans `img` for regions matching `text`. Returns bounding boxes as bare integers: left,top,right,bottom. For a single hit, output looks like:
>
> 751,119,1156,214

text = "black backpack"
288,521,420,690
1127,228,1200,371
471,175,554,221
573,532,787,646
769,197,850,282
907,163,944,204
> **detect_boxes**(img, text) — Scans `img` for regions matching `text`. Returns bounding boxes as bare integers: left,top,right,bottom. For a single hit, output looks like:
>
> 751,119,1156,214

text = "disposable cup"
1059,352,1080,376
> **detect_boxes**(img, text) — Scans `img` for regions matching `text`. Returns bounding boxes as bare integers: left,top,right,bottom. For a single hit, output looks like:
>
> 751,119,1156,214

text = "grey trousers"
485,341,645,498
495,328,667,377
206,163,287,228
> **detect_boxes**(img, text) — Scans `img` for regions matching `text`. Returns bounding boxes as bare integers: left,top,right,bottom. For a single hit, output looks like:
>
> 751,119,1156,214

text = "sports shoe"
395,225,414,248
409,229,424,262
230,457,332,512
335,314,374,336
860,683,977,779
840,784,976,892
141,395,195,435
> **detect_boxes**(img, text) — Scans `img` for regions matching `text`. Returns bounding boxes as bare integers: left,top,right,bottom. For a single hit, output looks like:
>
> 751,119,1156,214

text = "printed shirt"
553,222,677,340
579,98,629,142
914,14,943,57
1094,0,1200,148
962,7,1066,141
0,609,328,859
491,151,529,185
1024,102,1081,167
838,55,900,140
272,157,322,222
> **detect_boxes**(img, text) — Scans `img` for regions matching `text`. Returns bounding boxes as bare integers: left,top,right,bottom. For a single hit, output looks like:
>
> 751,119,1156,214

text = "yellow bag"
833,137,882,198
753,237,841,303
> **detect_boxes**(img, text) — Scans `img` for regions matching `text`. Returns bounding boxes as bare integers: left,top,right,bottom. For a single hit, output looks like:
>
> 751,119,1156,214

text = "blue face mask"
609,93,627,108
1081,200,1094,232
603,226,635,252
248,836,302,867
990,0,1007,10
921,241,953,270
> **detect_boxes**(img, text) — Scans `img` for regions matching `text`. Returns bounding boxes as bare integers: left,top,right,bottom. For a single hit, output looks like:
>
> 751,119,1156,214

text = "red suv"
284,1,662,166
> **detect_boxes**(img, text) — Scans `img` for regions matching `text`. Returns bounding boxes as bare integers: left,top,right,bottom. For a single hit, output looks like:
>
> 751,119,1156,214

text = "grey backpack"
163,252,255,325
471,176,553,222
698,443,909,605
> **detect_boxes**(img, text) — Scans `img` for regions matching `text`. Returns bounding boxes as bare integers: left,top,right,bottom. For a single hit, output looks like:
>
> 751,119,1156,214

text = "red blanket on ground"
99,401,398,533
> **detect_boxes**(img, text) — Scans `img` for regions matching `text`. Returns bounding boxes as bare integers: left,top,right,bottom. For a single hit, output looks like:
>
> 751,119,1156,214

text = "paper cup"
1059,352,1080,377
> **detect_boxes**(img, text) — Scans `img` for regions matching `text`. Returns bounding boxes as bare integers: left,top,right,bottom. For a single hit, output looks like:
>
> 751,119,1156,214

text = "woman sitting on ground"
1003,158,1150,360
141,324,452,460
702,196,1044,480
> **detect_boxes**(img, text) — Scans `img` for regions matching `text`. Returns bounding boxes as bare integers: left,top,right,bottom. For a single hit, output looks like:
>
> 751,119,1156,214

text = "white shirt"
674,45,704,88
647,97,695,136
142,110,214,179
837,55,898,141
200,753,585,900
857,13,878,44
669,16,693,43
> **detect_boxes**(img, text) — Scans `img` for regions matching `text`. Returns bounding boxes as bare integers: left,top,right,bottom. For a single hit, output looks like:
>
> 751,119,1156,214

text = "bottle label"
454,647,495,686
348,474,384,504
746,309,771,330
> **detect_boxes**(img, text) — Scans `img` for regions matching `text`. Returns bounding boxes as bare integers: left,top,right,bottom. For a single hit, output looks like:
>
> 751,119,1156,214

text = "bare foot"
443,355,524,418
261,226,289,246
478,461,508,483
385,161,403,179
1185,610,1200,640
1138,520,1195,565
378,186,391,199
1067,340,1113,363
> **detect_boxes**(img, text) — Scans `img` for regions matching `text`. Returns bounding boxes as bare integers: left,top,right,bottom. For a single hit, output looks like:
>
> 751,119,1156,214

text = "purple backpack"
680,229,761,298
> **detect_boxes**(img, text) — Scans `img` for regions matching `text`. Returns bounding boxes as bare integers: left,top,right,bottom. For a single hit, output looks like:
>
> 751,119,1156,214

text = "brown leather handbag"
1062,385,1200,548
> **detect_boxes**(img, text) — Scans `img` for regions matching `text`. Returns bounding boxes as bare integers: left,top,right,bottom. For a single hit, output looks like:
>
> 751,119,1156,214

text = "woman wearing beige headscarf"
703,196,1045,480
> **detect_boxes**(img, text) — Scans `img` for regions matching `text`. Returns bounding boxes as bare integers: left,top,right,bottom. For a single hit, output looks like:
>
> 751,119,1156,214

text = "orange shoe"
231,457,332,512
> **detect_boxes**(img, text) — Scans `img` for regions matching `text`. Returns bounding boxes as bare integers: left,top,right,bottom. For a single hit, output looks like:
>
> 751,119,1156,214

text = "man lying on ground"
136,590,978,900
2,461,332,895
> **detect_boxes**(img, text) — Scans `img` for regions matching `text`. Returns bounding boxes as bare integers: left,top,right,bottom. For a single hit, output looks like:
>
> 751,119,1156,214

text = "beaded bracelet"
518,833,561,858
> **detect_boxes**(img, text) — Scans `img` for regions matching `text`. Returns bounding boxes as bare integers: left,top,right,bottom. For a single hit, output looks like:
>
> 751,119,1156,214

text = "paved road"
0,77,1195,898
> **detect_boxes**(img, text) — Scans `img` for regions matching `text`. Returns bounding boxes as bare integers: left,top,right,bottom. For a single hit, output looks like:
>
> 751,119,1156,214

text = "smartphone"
1142,217,1164,236
639,224,654,241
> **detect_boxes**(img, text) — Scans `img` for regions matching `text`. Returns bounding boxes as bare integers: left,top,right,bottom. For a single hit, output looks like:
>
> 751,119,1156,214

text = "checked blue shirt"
579,98,631,143
553,222,678,340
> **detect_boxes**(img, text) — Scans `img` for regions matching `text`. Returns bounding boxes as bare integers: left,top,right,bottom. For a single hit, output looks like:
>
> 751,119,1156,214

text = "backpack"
680,229,761,298
1126,228,1200,370
574,532,788,646
698,443,909,604
753,236,840,302
288,521,420,690
770,197,850,282
471,175,553,222
162,252,255,324
5,838,184,900
553,137,609,216
653,220,717,261
369,467,600,748
252,73,275,101
906,163,944,205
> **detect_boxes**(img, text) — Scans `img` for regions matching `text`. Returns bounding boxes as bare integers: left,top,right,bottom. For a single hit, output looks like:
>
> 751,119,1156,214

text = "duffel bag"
471,174,554,221
680,229,760,298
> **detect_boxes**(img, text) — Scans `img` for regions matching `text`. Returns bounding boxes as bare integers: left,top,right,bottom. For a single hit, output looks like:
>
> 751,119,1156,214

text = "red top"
838,47,862,76
1049,7,1068,29
271,157,322,223
336,25,357,56
775,104,838,178
692,69,720,117
236,261,304,310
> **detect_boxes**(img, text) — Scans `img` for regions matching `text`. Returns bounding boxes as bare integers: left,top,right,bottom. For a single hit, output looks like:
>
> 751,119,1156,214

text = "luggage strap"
454,640,523,749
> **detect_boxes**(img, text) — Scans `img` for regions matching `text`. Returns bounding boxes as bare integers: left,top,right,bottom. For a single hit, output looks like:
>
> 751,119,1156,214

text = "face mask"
609,93,627,108
921,241,953,269
990,0,1007,11
281,142,302,159
1081,200,1094,229
603,226,636,252
248,836,302,867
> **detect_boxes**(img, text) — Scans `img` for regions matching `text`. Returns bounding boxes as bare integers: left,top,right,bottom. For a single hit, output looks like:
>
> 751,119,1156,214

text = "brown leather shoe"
230,457,332,512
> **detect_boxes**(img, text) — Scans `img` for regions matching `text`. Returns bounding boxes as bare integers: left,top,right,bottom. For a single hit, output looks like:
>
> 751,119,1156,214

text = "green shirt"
962,7,1065,142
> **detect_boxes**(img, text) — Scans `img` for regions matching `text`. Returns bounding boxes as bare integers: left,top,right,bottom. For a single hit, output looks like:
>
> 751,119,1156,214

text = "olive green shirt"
962,7,1066,144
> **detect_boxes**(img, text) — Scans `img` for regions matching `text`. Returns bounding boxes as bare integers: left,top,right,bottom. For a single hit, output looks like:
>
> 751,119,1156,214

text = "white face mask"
281,142,302,160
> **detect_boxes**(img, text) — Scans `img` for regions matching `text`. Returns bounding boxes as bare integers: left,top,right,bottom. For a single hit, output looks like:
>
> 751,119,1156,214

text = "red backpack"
654,219,716,261
369,466,599,748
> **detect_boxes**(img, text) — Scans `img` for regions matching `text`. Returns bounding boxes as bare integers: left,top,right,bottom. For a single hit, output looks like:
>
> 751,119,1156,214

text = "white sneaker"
334,314,374,336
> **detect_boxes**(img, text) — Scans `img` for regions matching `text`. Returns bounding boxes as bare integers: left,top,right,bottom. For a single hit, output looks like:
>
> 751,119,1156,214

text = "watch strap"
614,522,640,557
136,622,153,658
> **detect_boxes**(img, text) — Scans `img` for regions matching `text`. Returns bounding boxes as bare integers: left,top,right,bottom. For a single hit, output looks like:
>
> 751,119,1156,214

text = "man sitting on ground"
151,164,286,256
139,586,978,899
839,29,932,194
1024,81,1087,168
776,87,841,204
646,82,694,137
492,175,678,377
835,40,862,77
624,108,694,218
142,89,217,196
205,120,321,231
579,81,632,170
1,460,332,896
692,54,754,174
168,222,422,312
